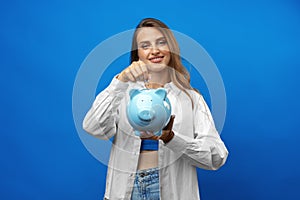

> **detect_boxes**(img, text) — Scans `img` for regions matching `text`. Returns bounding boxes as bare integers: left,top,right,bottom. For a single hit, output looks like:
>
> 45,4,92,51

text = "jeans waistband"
136,167,159,181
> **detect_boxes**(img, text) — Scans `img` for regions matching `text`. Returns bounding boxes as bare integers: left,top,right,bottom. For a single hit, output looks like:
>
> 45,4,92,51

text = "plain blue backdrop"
1,0,300,199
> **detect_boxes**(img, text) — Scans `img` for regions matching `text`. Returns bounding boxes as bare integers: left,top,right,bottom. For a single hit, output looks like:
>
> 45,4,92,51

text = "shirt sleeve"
82,76,129,140
165,93,229,170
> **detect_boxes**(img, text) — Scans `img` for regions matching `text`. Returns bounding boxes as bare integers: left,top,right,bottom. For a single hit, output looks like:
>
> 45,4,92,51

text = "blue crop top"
140,139,159,151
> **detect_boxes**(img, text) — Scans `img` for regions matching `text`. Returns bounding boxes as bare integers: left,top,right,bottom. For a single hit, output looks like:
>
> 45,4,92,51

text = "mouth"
149,56,164,63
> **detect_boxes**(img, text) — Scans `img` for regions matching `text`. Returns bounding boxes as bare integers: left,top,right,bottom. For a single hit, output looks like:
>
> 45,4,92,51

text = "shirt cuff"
165,131,190,153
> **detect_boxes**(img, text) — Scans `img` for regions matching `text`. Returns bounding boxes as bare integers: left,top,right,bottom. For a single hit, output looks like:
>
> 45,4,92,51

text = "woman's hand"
139,131,160,140
160,115,175,143
139,115,175,144
117,60,149,82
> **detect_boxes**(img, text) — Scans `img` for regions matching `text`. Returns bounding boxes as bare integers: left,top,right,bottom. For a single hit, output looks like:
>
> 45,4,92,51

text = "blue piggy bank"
126,88,172,136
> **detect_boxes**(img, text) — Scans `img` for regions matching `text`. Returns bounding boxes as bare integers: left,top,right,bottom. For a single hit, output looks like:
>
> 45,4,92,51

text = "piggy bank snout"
127,88,172,136
138,109,154,121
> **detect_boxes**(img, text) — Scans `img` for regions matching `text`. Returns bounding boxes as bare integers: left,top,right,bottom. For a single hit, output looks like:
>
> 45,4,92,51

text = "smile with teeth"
149,56,164,63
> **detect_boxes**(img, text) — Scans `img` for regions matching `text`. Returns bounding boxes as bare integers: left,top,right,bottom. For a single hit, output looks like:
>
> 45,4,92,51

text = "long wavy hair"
130,18,198,107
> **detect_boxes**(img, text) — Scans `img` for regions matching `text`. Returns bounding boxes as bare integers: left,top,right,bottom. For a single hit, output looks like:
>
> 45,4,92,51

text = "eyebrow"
138,37,166,45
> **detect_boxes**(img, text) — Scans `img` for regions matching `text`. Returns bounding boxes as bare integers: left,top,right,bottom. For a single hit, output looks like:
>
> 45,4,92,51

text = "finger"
132,62,144,81
125,68,136,82
142,134,159,140
169,115,175,128
163,115,175,130
134,63,145,81
147,135,159,140
130,63,140,80
138,61,149,81
147,131,159,140
139,131,157,139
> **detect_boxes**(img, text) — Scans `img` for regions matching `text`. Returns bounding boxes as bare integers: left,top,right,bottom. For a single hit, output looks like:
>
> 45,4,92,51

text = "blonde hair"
130,18,199,107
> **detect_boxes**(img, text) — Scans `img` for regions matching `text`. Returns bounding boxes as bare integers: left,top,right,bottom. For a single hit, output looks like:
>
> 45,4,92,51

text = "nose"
150,45,160,55
138,110,154,121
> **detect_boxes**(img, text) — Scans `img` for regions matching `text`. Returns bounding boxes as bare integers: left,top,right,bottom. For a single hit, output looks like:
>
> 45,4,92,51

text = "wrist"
160,130,174,144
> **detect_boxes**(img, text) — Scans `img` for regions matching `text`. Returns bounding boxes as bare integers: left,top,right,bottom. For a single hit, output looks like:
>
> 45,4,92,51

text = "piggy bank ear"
155,88,167,100
129,89,141,100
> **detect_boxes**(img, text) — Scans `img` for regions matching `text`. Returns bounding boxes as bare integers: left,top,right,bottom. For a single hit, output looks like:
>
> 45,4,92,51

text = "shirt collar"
164,82,182,96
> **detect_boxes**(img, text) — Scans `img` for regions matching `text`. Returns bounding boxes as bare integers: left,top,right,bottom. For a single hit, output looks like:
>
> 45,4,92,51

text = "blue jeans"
131,168,160,200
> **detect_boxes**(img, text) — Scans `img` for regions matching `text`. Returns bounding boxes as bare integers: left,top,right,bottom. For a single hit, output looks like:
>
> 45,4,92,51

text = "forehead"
136,27,164,43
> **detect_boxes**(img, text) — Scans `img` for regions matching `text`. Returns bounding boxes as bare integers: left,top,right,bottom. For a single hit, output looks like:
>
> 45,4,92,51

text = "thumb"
163,115,175,131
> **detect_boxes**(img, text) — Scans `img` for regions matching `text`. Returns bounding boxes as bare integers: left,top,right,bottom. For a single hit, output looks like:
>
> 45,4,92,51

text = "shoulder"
186,88,202,101
186,89,212,113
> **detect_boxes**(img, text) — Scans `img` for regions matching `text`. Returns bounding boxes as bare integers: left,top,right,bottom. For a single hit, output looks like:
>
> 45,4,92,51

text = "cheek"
138,49,149,60
161,49,170,56
161,49,171,60
160,47,170,56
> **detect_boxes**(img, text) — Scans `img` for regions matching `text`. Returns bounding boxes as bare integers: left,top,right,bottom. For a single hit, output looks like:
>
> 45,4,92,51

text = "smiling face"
136,27,171,73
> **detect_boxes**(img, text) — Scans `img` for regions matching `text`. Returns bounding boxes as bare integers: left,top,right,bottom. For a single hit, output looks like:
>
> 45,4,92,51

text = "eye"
157,39,167,46
140,43,150,50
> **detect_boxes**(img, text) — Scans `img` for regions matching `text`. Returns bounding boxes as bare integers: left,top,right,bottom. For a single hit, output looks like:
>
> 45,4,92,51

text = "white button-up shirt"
83,77,228,200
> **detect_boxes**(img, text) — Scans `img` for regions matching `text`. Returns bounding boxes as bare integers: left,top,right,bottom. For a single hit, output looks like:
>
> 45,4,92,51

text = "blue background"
1,0,300,199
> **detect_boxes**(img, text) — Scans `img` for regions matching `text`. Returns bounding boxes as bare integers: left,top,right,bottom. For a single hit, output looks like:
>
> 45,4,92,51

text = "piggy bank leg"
154,130,162,136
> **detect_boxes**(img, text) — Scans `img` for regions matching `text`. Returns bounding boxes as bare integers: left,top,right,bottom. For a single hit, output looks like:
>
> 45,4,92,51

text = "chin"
148,63,169,72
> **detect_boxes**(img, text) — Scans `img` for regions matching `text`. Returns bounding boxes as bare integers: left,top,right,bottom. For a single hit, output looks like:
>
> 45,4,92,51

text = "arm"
83,60,149,139
82,77,129,140
165,94,229,170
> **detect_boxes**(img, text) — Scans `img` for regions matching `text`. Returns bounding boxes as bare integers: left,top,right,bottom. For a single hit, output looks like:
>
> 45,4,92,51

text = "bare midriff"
137,150,158,170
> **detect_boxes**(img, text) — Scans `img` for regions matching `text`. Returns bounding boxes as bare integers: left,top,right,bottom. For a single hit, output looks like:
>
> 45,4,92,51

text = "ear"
155,88,167,100
129,89,141,100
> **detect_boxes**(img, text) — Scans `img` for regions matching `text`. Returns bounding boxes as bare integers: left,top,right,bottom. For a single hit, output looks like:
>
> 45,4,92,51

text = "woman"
83,18,228,200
